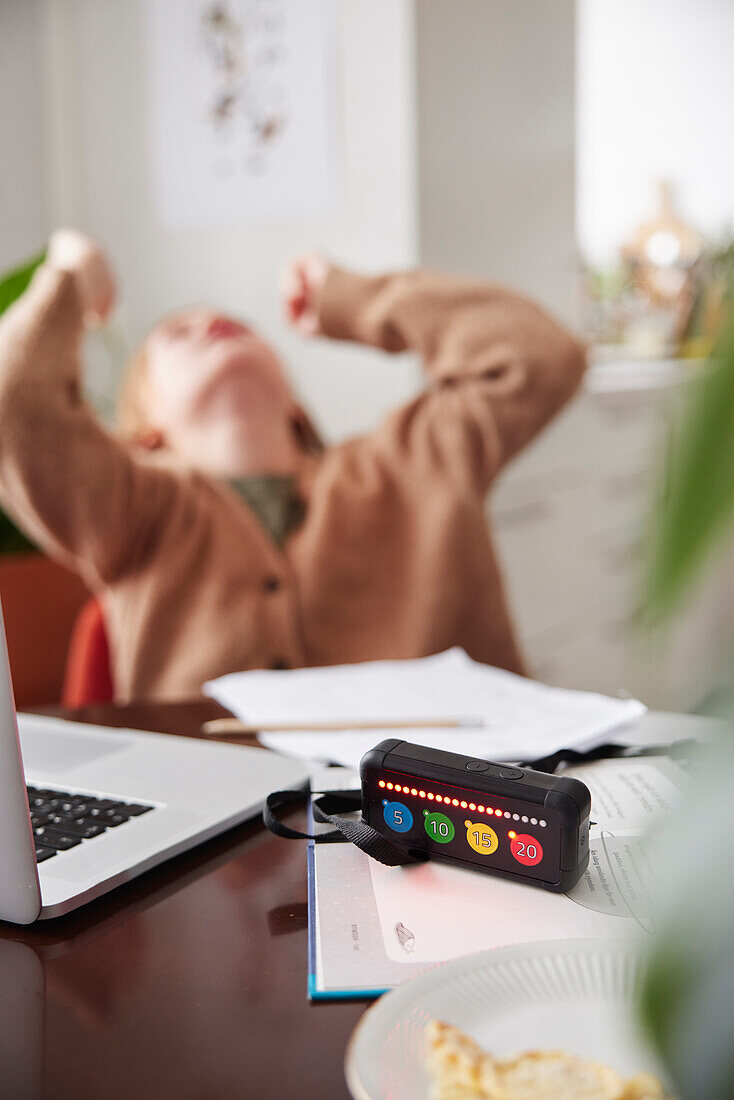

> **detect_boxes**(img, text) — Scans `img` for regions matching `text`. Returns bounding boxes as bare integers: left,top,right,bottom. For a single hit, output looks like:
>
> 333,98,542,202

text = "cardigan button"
263,575,281,593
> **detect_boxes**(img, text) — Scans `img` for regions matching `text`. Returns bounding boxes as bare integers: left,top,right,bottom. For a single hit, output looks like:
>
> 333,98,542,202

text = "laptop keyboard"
26,786,154,864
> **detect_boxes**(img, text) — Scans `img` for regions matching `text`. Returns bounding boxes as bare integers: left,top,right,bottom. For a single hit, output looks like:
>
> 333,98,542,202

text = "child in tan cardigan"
0,230,586,702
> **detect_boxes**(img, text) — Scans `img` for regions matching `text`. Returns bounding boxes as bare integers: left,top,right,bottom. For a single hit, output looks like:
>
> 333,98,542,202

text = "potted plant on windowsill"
0,253,88,705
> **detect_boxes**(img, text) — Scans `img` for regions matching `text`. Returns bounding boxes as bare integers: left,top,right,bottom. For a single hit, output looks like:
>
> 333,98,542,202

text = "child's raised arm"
284,255,587,492
0,234,180,587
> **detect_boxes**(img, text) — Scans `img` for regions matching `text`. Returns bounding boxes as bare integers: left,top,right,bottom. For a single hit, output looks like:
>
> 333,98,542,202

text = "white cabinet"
489,360,726,711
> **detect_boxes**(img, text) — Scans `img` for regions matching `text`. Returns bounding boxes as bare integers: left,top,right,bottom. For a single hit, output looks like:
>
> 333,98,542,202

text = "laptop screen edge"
0,602,42,924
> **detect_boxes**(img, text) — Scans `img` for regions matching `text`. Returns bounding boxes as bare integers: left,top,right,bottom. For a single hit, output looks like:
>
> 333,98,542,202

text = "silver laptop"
0,605,309,924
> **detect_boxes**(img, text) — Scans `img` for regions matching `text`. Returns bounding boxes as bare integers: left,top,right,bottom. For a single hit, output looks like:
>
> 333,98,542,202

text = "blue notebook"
305,782,425,1001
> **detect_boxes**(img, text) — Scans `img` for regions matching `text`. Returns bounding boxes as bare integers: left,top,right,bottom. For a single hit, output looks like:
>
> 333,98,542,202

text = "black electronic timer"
360,739,591,892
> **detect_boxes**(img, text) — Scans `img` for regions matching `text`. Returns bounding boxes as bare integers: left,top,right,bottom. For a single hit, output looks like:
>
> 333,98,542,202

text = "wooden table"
1,702,367,1100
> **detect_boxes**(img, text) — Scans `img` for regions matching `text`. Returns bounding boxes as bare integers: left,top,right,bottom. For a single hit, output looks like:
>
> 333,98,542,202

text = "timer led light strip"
377,778,547,828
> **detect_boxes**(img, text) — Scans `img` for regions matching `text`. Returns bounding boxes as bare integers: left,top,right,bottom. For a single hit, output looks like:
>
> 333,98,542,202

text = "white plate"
345,938,671,1100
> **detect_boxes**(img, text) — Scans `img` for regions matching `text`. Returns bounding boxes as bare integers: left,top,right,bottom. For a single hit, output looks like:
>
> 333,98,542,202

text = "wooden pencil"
201,717,477,737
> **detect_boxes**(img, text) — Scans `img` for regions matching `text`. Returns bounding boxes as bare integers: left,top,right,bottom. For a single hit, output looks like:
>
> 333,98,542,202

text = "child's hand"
47,228,116,327
280,252,329,336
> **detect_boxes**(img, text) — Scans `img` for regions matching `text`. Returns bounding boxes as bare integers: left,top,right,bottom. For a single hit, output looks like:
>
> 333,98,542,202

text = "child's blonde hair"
117,341,155,440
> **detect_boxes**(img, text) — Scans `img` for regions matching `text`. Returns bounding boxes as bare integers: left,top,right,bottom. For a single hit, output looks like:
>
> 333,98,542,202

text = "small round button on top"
465,760,489,772
499,768,523,780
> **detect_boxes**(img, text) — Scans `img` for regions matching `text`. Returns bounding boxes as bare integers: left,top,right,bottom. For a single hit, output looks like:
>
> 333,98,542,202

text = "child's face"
143,309,296,473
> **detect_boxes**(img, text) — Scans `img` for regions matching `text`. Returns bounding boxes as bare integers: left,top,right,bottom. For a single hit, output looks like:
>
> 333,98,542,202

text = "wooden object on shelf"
622,180,701,307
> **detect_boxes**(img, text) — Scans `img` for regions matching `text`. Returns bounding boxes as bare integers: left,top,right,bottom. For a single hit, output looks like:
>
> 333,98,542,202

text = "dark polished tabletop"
1,702,367,1100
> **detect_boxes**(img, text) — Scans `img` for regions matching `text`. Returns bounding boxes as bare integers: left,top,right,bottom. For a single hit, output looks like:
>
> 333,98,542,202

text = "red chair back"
62,596,114,707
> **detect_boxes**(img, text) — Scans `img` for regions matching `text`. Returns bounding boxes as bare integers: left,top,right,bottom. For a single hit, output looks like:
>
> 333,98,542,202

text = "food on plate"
425,1019,673,1100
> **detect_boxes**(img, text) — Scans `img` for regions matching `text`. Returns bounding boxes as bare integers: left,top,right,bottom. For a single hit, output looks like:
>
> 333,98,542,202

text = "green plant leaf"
0,252,45,555
0,507,35,556
0,251,46,319
645,306,734,618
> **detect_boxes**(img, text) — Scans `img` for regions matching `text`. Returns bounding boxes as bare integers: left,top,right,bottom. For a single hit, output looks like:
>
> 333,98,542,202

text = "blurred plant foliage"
641,270,734,1100
583,234,734,359
645,278,734,619
0,252,45,556
679,238,734,355
0,252,45,316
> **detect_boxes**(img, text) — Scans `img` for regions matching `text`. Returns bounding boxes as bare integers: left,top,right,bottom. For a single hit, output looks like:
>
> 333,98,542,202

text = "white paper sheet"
565,758,685,830
205,648,646,766
147,0,337,227
367,841,645,965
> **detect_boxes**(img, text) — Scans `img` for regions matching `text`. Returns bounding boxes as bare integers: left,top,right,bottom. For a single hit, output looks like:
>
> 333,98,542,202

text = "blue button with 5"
382,800,413,833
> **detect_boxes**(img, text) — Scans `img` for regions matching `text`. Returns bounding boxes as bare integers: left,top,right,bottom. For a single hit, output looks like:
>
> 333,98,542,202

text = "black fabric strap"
263,788,423,867
522,738,699,774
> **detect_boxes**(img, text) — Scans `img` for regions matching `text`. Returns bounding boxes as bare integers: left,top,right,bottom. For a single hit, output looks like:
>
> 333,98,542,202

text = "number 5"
393,810,403,825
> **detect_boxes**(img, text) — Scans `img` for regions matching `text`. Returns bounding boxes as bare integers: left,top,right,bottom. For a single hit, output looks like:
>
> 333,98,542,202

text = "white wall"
415,0,577,325
13,0,578,437
42,0,421,441
577,0,734,265
0,0,45,270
